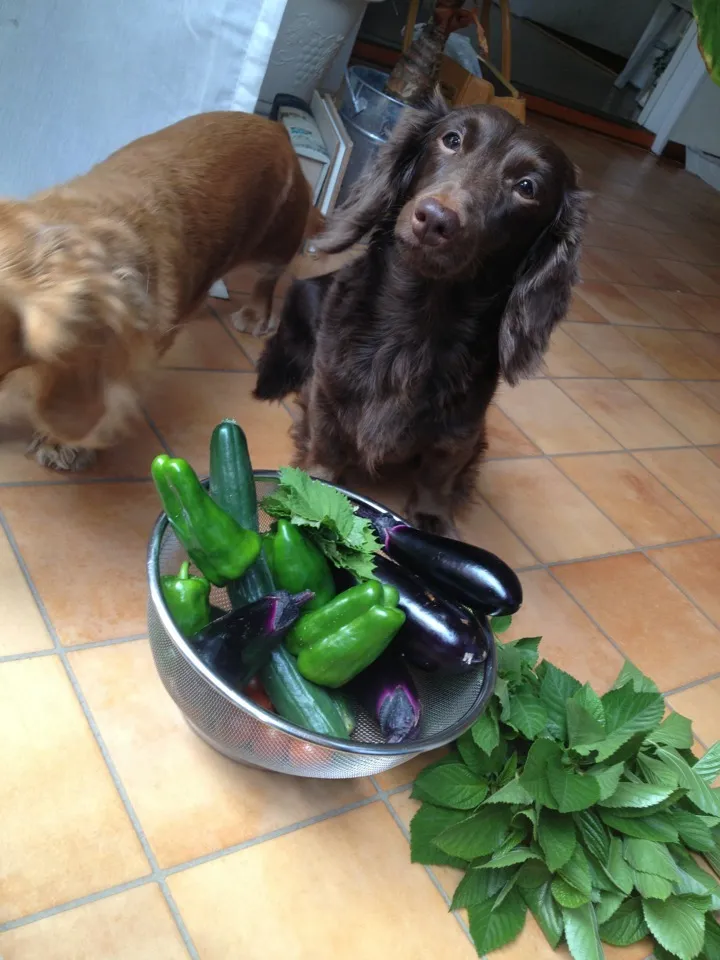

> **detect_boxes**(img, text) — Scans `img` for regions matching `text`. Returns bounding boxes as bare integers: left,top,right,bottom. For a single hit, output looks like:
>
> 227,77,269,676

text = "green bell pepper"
297,605,406,688
161,561,212,637
151,454,261,586
286,579,385,655
264,519,335,611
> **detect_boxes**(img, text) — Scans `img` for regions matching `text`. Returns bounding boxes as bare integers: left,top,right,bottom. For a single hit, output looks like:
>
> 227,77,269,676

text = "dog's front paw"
231,305,276,338
27,436,97,472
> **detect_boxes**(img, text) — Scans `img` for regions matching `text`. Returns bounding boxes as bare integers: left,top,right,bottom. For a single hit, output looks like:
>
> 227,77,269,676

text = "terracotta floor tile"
71,639,375,868
621,326,720,380
556,453,710,546
0,526,53,656
485,404,541,458
626,379,720,444
0,483,158,646
668,680,720,746
657,258,720,297
375,748,449,791
672,330,720,374
146,370,294,475
580,246,645,285
505,570,625,692
494,379,619,454
554,554,720,690
567,289,608,323
0,418,162,483
228,329,263,365
168,804,476,960
557,379,687,449
575,281,654,326
481,459,632,563
618,284,700,329
0,884,187,960
665,292,720,333
160,311,252,371
459,497,537,569
390,790,463,897
703,446,720,467
564,322,670,379
635,448,720,531
651,540,720,628
686,380,720,414
621,254,693,291
543,327,612,377
0,657,148,922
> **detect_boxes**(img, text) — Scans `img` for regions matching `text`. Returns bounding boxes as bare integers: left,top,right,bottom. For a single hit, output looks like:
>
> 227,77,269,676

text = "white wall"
670,74,720,157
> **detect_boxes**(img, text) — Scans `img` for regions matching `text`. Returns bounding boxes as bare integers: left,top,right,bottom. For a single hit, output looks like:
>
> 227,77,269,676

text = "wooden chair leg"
481,0,492,45
500,0,512,79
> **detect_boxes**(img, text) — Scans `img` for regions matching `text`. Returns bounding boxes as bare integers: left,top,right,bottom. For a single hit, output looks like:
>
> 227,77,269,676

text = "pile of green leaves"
261,467,380,579
410,619,720,960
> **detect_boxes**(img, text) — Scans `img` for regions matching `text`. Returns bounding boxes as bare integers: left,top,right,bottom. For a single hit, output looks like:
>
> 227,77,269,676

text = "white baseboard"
686,148,720,192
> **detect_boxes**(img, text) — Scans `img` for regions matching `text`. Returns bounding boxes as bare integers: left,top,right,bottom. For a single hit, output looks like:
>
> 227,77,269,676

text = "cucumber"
208,419,274,606
260,645,354,740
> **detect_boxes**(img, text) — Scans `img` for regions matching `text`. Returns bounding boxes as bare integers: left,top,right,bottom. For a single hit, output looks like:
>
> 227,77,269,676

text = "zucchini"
208,419,274,606
260,645,354,739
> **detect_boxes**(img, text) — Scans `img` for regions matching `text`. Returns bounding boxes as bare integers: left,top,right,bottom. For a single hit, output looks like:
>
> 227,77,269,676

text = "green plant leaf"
637,750,680,788
694,742,720,784
704,913,720,960
412,763,488,811
517,860,552,889
647,712,694,750
613,660,660,694
599,809,679,842
491,614,513,634
498,752,519,787
623,838,680,882
552,876,591,908
515,636,542,667
575,687,665,762
598,895,649,946
672,846,720,906
656,746,720,816
433,805,512,860
607,836,634,894
457,730,507,778
521,880,564,949
538,810,576,872
573,683,606,725
519,739,562,809
450,864,512,910
559,845,593,897
588,762,624,801
632,870,674,900
506,692,548,740
467,891,527,955
540,664,582,740
563,902,604,960
695,0,720,87
495,675,511,715
472,703,500,755
600,781,676,809
595,890,625,926
573,808,610,863
479,847,542,870
496,642,525,683
674,810,716,852
566,700,606,749
409,804,469,868
484,778,533,806
547,753,602,813
643,895,708,960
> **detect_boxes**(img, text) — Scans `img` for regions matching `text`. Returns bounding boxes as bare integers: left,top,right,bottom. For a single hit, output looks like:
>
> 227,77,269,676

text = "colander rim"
147,469,497,756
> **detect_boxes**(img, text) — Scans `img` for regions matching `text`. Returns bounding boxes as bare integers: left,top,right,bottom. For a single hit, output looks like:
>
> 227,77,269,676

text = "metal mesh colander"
147,472,496,779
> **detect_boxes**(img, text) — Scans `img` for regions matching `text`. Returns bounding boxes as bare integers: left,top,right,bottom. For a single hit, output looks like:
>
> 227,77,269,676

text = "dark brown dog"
255,95,587,536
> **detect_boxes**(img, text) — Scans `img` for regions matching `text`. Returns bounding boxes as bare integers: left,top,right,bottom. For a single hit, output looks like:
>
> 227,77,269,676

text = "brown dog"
0,111,318,470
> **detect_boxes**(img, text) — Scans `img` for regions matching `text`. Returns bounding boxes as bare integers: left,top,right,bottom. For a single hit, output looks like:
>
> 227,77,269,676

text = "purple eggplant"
191,590,313,688
353,650,421,742
373,554,489,673
374,517,522,617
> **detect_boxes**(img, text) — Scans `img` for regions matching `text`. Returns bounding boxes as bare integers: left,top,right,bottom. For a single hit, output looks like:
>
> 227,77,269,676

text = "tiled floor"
2,116,720,960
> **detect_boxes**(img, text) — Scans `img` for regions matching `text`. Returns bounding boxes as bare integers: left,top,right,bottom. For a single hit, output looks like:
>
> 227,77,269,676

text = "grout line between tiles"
142,409,174,458
0,476,152,489
663,671,720,699
0,647,56,664
210,305,259,371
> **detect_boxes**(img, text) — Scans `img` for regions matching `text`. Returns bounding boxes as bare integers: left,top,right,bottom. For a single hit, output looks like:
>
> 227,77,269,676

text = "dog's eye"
514,178,536,199
441,131,462,152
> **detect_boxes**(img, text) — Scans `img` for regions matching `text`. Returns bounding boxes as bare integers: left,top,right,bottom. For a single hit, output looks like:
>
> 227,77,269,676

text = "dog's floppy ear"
499,184,588,385
315,88,449,253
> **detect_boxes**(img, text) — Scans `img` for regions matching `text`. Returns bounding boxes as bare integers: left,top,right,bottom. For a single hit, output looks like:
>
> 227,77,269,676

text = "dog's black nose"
411,198,460,245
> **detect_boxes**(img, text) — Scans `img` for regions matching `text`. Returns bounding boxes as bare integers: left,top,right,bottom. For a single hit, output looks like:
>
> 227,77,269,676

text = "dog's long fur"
255,97,586,535
0,111,319,469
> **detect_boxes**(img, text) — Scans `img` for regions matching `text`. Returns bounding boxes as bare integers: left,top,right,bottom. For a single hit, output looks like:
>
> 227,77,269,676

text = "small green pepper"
286,579,384,655
161,561,212,637
265,519,335,611
381,583,401,608
297,605,406,688
152,455,261,586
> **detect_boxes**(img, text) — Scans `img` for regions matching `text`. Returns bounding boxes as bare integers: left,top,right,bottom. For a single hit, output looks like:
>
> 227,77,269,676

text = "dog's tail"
254,278,321,401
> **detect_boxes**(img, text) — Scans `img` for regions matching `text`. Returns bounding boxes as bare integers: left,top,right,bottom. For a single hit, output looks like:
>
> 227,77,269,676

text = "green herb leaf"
573,809,610,863
471,704,500,756
607,836,634,894
519,739,562,809
613,660,660,694
541,664,582,740
521,879,564,949
598,896,649,946
595,890,625,926
478,847,542,870
623,838,680,881
467,891,527,955
704,913,720,960
600,781,676,809
647,712,694,750
632,870,674,900
483,778,533,806
538,810,576,872
693,742,720,784
643,895,708,960
456,730,507,778
599,809,679,842
412,763,488,811
491,614,513,634
450,864,512,910
674,811,716,852
552,876,591,908
563,902,604,960
566,700,606,749
547,753,602,813
575,687,665,763
514,636,542,667
506,692,548,739
559,846,593,897
433,806,512,860
637,750,680,788
588,762,624,801
656,746,720,816
409,804,469,868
